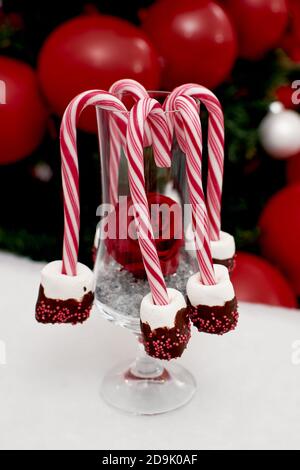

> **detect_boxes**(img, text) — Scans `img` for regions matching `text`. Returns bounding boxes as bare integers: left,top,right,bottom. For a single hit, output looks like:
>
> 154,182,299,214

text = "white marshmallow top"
41,260,94,301
185,224,235,261
140,288,186,330
211,231,235,260
186,264,235,308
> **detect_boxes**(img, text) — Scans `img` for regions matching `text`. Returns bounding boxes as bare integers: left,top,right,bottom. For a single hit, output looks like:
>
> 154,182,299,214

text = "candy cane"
174,95,216,285
109,78,148,99
108,79,151,207
126,98,171,305
163,92,200,155
60,90,128,276
109,79,152,146
108,80,172,207
165,84,224,241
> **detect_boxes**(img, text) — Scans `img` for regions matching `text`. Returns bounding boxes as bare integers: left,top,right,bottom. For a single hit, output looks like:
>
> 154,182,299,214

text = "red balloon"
141,0,237,89
231,252,297,308
286,154,300,185
38,15,161,133
259,184,300,295
281,0,300,62
0,57,47,164
226,0,288,59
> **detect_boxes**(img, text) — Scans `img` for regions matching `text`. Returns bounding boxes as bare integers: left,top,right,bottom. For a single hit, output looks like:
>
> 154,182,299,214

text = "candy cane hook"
165,84,236,271
60,90,128,276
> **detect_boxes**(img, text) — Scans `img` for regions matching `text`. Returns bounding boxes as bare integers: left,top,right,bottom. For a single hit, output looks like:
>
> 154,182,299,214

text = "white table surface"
0,251,300,450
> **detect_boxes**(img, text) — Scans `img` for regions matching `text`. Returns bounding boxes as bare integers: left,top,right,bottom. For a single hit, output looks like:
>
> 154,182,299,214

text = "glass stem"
130,334,164,379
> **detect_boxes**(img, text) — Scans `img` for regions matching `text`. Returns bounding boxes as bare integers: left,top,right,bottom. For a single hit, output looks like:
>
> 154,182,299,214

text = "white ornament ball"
259,102,300,159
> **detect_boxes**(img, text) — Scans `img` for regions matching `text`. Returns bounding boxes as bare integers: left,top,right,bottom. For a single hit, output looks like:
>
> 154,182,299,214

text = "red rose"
105,192,183,278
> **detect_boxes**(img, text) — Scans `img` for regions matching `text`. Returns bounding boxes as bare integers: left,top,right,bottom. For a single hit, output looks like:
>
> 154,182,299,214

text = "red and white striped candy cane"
163,92,199,155
109,79,153,146
109,78,148,99
126,98,171,305
108,79,149,207
165,84,224,242
174,95,216,285
60,89,128,276
108,79,166,206
110,80,172,154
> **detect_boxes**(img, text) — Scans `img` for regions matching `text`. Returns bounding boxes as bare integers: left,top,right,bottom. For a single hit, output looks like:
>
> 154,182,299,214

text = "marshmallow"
187,264,234,307
35,260,94,324
185,225,235,270
140,288,191,360
140,288,186,330
186,265,238,335
211,231,235,261
40,261,94,300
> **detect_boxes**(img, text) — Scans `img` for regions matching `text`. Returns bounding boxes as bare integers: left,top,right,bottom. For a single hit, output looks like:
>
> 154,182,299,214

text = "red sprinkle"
35,285,93,325
140,308,191,360
188,297,238,335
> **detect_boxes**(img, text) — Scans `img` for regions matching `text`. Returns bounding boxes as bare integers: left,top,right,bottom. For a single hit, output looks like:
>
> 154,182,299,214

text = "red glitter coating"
188,297,238,335
35,285,94,325
213,254,236,274
140,308,191,361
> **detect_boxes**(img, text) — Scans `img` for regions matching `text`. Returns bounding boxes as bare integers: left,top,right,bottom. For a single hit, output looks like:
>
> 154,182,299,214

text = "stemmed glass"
94,92,197,415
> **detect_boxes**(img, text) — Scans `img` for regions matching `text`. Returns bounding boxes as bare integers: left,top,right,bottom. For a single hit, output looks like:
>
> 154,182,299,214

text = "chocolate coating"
213,255,236,274
188,297,238,335
140,308,191,361
35,285,94,325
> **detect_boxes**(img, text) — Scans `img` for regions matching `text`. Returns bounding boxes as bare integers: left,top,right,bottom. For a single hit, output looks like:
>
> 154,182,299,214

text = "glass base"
101,359,196,415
